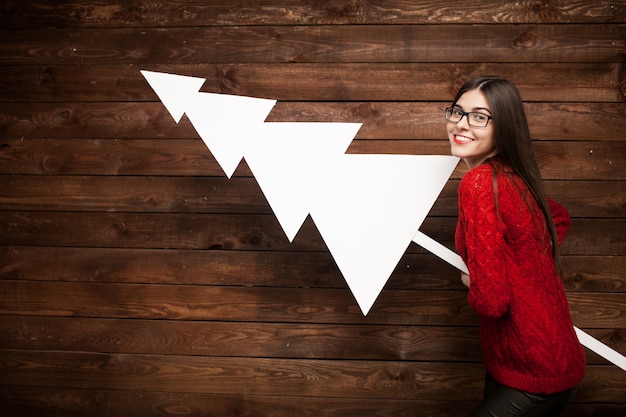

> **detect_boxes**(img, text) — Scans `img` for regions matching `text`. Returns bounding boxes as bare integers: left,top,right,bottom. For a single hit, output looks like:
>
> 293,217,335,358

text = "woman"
447,77,585,416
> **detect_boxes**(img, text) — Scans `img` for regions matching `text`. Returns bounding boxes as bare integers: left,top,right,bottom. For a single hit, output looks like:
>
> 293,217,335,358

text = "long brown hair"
452,76,562,270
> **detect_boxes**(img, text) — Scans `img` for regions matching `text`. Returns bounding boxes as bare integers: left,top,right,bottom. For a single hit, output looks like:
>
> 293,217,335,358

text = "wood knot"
269,29,281,40
39,67,54,84
41,155,64,173
324,1,365,23
353,103,379,118
216,65,240,93
529,1,558,22
513,31,537,49
111,221,127,233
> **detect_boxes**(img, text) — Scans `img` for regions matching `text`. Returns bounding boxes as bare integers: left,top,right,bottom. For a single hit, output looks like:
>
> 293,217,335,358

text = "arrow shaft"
413,230,626,372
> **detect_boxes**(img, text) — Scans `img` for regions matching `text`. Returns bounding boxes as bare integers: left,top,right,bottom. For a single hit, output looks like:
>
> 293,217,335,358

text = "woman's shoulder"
458,163,495,201
459,159,522,198
459,159,504,189
461,162,493,183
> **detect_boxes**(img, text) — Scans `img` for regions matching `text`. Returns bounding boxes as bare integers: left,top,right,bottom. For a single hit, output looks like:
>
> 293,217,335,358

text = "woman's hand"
461,272,471,288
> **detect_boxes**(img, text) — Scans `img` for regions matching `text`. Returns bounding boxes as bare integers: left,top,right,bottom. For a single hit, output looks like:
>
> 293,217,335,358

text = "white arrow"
141,70,625,369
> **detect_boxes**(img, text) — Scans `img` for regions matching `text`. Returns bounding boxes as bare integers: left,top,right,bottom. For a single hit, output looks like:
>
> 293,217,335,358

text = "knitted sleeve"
457,165,511,318
548,197,571,245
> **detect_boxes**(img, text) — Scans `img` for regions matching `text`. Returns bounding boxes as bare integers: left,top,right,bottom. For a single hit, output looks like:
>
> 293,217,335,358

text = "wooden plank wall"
1,1,625,416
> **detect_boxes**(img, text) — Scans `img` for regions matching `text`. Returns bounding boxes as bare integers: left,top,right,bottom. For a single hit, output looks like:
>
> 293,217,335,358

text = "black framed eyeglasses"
445,107,493,128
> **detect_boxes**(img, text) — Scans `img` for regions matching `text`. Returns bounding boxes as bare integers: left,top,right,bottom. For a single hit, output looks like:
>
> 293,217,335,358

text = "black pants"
468,372,579,417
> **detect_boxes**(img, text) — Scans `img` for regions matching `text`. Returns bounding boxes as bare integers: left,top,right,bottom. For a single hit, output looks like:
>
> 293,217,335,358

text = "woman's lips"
453,134,474,144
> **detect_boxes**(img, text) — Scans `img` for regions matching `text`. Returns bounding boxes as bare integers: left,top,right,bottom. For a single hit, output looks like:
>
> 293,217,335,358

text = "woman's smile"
453,134,474,144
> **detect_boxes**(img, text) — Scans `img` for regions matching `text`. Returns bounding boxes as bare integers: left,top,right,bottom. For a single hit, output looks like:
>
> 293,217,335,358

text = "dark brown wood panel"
0,349,477,400
0,280,478,326
0,211,328,251
0,63,623,103
2,102,624,141
0,316,482,362
1,138,624,181
1,315,621,366
562,256,626,292
2,0,624,29
1,350,624,403
1,2,624,415
0,176,274,214
1,280,624,329
0,246,449,289
3,246,623,293
0,211,624,255
1,176,623,218
1,25,624,66
2,386,624,417
2,245,625,296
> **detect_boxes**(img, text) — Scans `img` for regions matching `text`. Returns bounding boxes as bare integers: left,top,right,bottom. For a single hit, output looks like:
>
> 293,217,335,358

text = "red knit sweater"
455,158,585,394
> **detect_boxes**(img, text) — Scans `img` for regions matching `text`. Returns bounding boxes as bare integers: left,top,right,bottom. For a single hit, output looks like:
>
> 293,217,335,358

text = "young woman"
447,77,586,416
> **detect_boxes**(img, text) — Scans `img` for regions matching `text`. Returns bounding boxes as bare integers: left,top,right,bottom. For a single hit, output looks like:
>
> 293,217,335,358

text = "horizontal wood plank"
0,175,275,215
0,349,486,401
0,246,455,290
0,316,482,362
1,315,621,366
0,63,623,103
2,0,624,29
0,176,623,218
1,350,624,403
1,25,624,65
1,211,623,255
1,281,624,329
2,386,624,417
2,246,623,293
563,256,626,292
2,102,624,142
0,280,478,326
1,137,624,181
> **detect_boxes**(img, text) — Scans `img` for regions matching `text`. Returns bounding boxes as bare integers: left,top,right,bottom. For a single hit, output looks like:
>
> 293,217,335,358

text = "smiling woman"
449,77,586,417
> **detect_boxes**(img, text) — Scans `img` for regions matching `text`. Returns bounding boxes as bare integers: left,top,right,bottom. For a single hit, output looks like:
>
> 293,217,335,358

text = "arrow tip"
141,70,206,123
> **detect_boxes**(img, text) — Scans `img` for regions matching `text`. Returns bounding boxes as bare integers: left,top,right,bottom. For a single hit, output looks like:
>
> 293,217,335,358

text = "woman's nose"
457,114,471,128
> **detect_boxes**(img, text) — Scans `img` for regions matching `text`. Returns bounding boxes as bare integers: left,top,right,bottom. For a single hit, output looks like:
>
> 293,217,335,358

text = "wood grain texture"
3,246,624,293
1,1,624,416
0,63,624,102
1,349,624,403
1,315,622,365
1,25,624,65
2,102,624,141
2,386,625,417
1,280,624,330
2,0,625,28
1,210,624,255
0,176,624,217
0,315,483,361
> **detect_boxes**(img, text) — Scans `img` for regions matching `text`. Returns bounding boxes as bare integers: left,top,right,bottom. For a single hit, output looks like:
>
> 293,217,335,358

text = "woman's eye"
472,113,487,122
453,109,464,117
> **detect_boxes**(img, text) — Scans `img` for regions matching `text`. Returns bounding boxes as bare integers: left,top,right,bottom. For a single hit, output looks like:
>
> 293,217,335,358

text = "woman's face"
447,89,497,169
